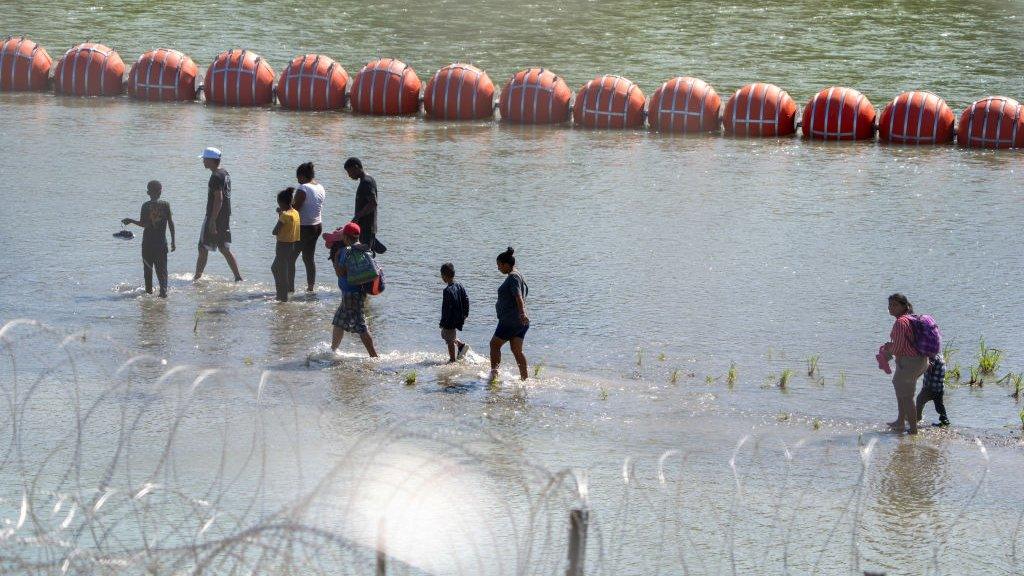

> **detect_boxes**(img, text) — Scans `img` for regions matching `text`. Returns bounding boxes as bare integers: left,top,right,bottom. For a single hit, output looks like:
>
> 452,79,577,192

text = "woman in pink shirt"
883,293,928,434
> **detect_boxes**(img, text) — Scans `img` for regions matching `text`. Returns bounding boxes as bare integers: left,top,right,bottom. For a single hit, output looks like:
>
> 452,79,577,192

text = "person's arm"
441,289,453,328
208,188,223,234
333,250,346,278
353,180,377,219
167,208,176,252
272,213,283,236
292,187,307,211
461,287,470,320
121,204,146,227
515,291,529,325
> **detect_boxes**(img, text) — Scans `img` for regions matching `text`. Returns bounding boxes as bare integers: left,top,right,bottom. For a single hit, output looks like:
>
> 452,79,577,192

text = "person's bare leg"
331,326,344,351
901,396,918,434
193,247,209,281
510,337,528,380
447,340,457,362
359,332,378,358
221,247,242,281
489,337,504,380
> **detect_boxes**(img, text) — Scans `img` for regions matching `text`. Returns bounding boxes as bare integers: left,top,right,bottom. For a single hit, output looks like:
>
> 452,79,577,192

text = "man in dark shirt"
193,147,243,282
344,157,379,249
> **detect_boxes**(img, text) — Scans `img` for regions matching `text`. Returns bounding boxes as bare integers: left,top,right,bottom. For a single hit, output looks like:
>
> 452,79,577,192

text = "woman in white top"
291,162,326,292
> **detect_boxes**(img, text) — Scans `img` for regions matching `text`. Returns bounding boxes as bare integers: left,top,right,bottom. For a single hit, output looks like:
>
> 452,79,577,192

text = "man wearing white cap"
193,147,242,282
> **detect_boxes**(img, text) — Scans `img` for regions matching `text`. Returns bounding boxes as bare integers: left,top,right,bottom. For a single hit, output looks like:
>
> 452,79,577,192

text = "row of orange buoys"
2,36,1023,149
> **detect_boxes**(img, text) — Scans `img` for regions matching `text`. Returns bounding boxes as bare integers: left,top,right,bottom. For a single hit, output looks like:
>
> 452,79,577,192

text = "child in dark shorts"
121,180,175,297
439,263,470,362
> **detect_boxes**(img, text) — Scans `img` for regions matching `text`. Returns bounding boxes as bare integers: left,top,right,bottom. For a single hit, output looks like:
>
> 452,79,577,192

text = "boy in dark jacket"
917,354,950,427
439,262,470,362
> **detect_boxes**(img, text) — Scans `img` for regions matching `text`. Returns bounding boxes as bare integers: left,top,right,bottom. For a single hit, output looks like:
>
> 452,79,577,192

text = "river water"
1,1,1024,574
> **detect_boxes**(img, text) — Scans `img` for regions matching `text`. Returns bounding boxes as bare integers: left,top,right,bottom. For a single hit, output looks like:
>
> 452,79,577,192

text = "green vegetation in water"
968,365,982,387
1020,407,1024,430
812,418,822,431
193,309,202,333
533,361,544,378
998,372,1023,401
946,363,962,386
658,352,666,362
599,387,609,401
837,370,846,388
636,348,644,368
766,347,774,361
487,373,500,391
779,369,794,390
977,338,1003,375
942,340,958,365
777,412,791,422
705,375,714,385
727,362,738,389
806,354,820,377
670,369,680,385
243,356,253,366
404,371,418,386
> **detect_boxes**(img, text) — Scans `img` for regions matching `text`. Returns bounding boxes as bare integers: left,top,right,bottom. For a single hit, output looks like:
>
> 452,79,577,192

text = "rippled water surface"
1,1,1024,574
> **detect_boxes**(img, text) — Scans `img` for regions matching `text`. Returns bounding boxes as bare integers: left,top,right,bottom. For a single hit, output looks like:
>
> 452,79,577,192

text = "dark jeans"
271,241,297,301
142,245,168,294
916,387,948,422
291,224,321,291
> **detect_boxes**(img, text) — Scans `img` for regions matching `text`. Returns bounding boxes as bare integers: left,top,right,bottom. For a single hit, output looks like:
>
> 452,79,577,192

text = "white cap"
199,147,222,160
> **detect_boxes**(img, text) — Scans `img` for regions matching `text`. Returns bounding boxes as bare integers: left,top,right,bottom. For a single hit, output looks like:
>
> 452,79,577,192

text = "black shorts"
493,322,529,341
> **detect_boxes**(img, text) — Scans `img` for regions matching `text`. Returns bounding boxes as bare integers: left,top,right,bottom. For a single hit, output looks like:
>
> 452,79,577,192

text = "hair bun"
505,246,514,255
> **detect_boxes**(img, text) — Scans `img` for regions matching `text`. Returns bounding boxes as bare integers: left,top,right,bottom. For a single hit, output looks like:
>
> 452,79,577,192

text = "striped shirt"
889,315,919,357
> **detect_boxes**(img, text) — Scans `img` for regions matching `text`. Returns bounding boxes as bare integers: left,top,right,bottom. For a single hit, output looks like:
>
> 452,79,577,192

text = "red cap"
342,222,361,237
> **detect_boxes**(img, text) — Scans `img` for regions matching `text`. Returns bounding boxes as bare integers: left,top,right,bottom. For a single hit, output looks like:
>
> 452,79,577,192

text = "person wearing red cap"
329,221,378,357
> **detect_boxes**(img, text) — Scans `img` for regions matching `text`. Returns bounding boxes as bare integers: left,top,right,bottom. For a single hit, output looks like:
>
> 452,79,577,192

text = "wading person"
330,222,379,358
439,262,470,362
121,180,175,297
193,147,242,282
489,247,529,381
344,157,381,252
883,293,928,435
291,161,325,292
271,188,300,302
917,353,951,427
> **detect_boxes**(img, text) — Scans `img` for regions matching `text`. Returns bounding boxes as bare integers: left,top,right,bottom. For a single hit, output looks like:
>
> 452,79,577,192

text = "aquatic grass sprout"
404,371,418,385
779,369,794,390
837,370,846,388
534,361,545,378
942,340,958,365
969,365,983,387
669,369,680,385
977,338,1003,375
946,363,962,386
806,355,820,377
727,363,738,388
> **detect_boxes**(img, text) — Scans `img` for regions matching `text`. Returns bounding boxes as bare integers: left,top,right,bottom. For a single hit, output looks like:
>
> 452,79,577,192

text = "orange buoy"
0,36,51,92
572,75,645,129
723,83,797,137
204,49,275,106
278,54,348,111
801,87,876,141
350,58,421,115
648,76,721,133
53,43,124,97
127,48,197,101
424,63,495,120
957,96,1024,149
498,68,572,125
878,91,954,144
